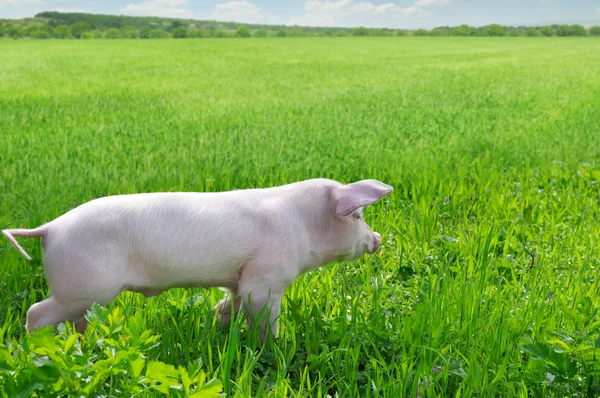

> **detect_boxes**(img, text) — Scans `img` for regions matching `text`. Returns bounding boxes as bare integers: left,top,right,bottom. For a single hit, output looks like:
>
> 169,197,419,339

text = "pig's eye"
353,212,361,220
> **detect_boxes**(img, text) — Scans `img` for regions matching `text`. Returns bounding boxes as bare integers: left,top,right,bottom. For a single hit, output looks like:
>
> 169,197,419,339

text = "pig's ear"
334,180,393,217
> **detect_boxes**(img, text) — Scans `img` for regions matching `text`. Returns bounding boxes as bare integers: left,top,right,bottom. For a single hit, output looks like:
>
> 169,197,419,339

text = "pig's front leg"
242,289,283,343
238,267,288,343
75,318,88,334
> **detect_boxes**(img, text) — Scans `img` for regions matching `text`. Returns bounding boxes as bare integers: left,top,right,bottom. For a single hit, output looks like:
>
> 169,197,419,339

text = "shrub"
104,28,120,39
371,28,393,36
120,25,139,39
24,25,41,37
540,26,556,36
172,26,188,38
235,26,251,38
453,24,474,36
40,25,54,36
92,30,103,39
150,29,171,39
275,29,286,37
589,26,600,36
506,28,522,37
81,31,94,40
70,21,92,39
288,28,307,37
212,30,230,38
7,26,23,39
254,28,268,38
431,27,452,36
566,24,588,36
322,28,333,36
140,27,152,39
54,24,71,39
335,30,348,37
555,24,569,36
525,28,541,37
31,30,51,39
189,29,208,38
481,24,505,36
413,29,430,36
352,26,369,36
395,29,408,36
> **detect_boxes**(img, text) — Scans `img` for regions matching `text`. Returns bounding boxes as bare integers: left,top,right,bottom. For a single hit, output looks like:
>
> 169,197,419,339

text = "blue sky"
2,0,600,29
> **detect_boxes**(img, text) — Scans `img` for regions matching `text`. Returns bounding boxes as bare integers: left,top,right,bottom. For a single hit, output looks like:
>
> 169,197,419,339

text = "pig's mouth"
366,232,381,254
366,244,378,254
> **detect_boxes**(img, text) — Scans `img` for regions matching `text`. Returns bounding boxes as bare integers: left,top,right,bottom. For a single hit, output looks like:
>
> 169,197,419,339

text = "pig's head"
328,179,393,262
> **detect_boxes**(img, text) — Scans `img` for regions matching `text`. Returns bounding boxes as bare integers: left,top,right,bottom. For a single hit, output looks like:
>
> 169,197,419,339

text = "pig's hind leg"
26,296,89,333
26,287,123,334
27,254,126,334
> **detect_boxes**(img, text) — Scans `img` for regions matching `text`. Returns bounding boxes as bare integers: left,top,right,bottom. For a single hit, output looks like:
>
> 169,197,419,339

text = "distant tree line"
414,23,597,37
0,12,599,40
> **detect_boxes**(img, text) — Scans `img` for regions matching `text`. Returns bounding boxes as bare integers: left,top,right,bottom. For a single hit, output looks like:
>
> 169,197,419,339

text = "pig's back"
42,192,271,289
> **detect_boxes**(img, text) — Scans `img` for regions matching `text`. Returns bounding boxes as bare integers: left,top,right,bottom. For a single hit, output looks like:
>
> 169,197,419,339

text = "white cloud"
413,0,449,7
289,0,427,27
305,0,423,15
54,7,85,13
121,0,192,18
351,3,424,15
0,0,42,4
305,0,352,13
287,13,338,26
212,1,264,23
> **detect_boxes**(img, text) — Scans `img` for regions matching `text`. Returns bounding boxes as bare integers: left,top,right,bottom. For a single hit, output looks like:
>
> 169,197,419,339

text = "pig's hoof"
213,299,233,327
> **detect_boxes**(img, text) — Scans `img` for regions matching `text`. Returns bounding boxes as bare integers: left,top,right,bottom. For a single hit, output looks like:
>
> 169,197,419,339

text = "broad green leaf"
63,333,79,354
179,365,191,394
448,359,467,377
521,343,550,360
0,347,15,372
131,357,145,378
191,378,223,397
15,382,45,398
86,304,108,324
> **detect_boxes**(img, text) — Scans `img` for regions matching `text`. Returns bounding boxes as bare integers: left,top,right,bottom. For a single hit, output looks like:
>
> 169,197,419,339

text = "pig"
2,178,393,341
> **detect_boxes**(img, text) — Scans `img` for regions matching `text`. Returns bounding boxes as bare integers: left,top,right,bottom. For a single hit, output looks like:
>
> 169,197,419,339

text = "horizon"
0,1,599,30
3,11,600,30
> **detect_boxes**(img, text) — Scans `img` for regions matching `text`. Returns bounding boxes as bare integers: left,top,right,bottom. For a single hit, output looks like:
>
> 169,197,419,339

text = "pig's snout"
368,232,381,254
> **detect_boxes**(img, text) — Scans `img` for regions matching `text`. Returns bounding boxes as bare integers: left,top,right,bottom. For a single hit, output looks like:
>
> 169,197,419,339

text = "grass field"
1,37,600,396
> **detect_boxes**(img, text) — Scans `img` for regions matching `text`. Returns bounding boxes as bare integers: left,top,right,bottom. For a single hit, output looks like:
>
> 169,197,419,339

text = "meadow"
1,37,600,396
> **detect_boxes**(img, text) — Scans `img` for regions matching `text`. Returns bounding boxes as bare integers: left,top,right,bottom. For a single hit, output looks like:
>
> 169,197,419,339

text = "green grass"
1,37,600,396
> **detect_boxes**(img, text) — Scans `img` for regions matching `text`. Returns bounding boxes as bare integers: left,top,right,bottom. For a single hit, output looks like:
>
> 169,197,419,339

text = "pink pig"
3,178,393,341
